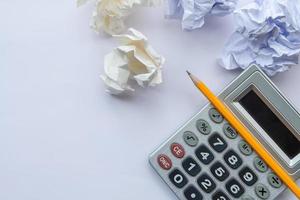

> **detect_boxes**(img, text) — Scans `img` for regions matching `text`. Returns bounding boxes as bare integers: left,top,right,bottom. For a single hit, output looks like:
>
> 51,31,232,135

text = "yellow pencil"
187,71,300,198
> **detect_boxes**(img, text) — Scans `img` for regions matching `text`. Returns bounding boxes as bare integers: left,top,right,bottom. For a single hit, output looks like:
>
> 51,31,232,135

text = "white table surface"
1,1,299,199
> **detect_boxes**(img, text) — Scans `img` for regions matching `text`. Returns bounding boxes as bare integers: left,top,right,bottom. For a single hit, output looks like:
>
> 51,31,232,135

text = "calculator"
149,65,300,200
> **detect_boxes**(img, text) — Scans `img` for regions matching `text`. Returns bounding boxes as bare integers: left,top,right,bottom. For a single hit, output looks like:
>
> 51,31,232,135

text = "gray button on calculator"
255,184,270,199
238,140,253,156
183,131,199,147
209,108,224,123
196,119,211,135
267,173,282,188
223,123,238,139
254,157,268,172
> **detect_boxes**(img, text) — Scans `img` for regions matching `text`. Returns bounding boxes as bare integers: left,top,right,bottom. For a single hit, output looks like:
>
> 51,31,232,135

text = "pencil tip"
186,70,191,76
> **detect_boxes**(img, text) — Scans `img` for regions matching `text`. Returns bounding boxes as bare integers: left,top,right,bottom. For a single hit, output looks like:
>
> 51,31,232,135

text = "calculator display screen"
239,90,300,159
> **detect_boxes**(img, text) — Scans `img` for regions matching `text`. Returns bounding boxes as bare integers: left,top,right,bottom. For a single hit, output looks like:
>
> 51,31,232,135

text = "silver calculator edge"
149,64,300,200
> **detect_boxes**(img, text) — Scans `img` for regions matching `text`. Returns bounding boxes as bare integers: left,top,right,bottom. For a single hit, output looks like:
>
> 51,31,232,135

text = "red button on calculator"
171,143,185,158
158,154,172,170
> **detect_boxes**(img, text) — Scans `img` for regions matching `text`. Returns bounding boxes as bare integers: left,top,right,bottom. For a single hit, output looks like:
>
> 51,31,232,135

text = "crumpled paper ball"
165,0,237,30
101,28,165,95
219,0,300,76
78,0,161,35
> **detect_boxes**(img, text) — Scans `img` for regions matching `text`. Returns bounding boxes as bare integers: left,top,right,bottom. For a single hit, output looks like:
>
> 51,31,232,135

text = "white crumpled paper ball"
78,0,161,35
101,28,165,95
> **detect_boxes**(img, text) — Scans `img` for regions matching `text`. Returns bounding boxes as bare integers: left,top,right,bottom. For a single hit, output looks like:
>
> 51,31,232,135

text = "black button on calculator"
197,173,216,193
224,150,243,169
212,190,230,200
182,157,201,177
195,145,214,165
169,169,188,188
208,133,227,152
225,178,244,198
210,161,229,182
239,166,258,186
184,185,203,200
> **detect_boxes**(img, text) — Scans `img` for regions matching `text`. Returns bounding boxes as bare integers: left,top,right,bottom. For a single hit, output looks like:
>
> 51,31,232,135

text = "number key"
224,150,242,169
197,173,216,193
210,161,229,182
208,133,227,152
182,157,201,177
239,166,257,186
212,190,230,200
225,178,244,198
169,169,188,188
195,145,214,165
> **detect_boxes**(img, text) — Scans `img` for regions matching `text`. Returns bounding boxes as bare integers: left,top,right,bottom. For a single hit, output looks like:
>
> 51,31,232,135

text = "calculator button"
196,119,211,135
182,157,201,177
241,195,254,200
210,161,229,182
239,166,258,186
254,157,268,172
209,108,224,124
184,185,203,200
255,184,270,199
223,123,237,139
171,143,185,158
208,133,227,152
267,173,282,188
197,173,216,193
169,169,188,188
212,190,230,200
224,150,243,169
238,140,253,156
157,154,172,170
195,145,214,165
183,131,199,147
225,178,245,198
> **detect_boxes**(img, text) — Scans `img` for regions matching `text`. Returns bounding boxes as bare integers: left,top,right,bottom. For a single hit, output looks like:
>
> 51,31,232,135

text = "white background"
1,1,299,199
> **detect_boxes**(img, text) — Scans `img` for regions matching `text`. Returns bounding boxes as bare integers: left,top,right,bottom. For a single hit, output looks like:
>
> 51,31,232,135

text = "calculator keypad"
151,106,285,200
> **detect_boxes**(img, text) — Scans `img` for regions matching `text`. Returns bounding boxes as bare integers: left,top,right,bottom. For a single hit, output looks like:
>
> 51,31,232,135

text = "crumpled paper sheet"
101,28,165,95
78,0,161,35
219,0,300,76
165,0,237,30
